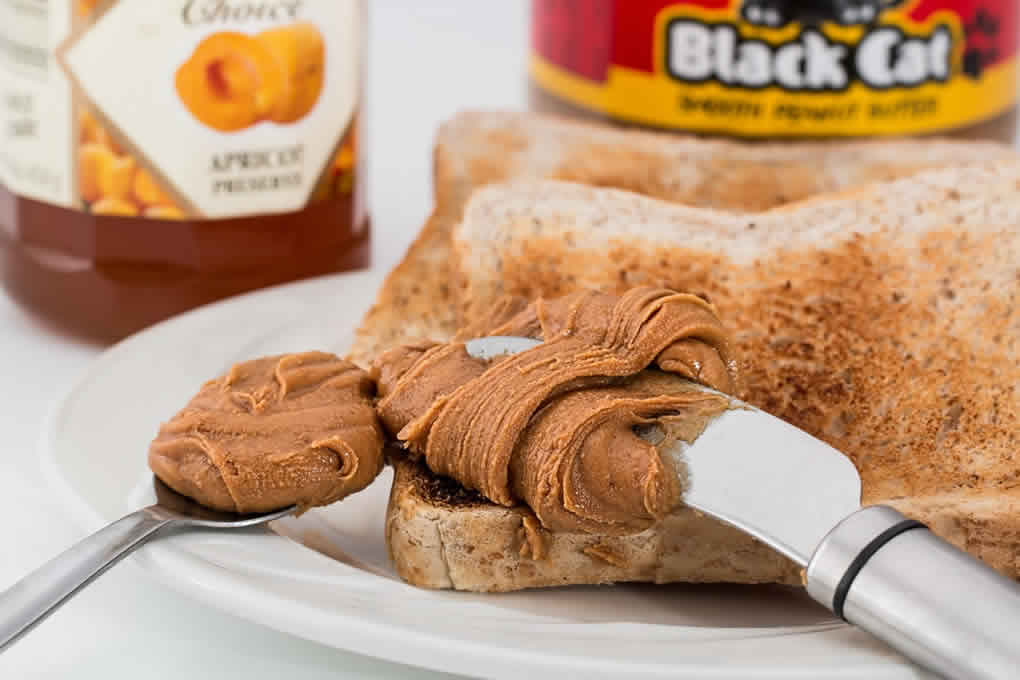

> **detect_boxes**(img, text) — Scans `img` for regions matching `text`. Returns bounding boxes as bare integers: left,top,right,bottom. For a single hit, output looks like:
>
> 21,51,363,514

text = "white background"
0,2,526,678
3,2,1018,679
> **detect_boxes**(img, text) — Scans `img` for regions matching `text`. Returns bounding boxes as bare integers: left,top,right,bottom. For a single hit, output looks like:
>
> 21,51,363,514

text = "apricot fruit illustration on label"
175,23,325,133
75,0,99,18
98,154,136,201
133,168,173,207
77,107,186,219
80,108,122,154
78,142,113,203
91,197,140,217
255,23,326,124
310,123,356,203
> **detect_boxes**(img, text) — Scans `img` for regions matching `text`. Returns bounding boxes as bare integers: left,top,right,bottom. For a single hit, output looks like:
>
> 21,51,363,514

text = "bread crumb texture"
452,167,1019,579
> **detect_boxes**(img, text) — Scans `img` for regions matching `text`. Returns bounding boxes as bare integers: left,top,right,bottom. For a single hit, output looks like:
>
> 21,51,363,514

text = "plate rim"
36,269,922,680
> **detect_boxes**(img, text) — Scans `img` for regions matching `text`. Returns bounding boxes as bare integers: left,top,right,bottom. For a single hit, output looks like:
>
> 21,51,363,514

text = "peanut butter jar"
530,0,1018,143
0,0,368,341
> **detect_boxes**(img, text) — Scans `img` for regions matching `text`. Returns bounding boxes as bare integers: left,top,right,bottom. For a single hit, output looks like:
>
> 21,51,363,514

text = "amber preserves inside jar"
0,0,368,342
0,166,368,342
529,0,1018,145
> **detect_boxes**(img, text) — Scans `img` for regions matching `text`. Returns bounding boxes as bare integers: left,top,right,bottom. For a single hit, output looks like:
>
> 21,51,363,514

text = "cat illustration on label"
741,0,906,28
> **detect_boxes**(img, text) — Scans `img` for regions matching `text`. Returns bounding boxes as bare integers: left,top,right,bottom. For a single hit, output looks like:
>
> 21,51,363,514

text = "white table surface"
4,4,1019,679
0,2,525,678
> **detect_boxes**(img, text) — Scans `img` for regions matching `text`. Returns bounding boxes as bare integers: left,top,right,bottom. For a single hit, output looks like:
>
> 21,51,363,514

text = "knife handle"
806,505,1020,680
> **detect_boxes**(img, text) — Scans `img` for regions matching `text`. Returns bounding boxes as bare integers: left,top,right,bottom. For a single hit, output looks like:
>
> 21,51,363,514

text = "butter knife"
466,336,1020,680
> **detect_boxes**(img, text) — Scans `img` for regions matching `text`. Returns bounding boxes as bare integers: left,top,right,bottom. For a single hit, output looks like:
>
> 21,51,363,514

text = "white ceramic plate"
41,270,930,679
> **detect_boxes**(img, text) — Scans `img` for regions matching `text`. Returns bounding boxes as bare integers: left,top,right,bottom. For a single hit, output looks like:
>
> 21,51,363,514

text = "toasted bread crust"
355,111,1019,591
386,456,801,592
453,170,1020,580
348,111,1014,366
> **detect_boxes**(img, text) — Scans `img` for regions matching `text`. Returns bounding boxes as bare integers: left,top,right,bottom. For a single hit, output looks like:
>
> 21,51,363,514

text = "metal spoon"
0,477,294,652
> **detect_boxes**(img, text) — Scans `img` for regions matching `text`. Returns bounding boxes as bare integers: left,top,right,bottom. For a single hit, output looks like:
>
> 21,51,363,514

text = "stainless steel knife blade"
670,405,860,566
463,334,1020,678
464,335,861,566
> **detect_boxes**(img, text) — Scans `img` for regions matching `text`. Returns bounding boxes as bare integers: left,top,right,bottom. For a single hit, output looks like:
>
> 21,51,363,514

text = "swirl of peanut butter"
149,352,384,514
373,287,738,534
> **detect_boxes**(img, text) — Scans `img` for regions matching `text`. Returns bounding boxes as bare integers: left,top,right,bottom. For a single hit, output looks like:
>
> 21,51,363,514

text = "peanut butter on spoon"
373,287,738,534
149,351,384,514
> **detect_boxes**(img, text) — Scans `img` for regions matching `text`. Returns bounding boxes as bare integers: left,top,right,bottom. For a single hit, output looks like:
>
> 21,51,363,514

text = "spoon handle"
0,509,172,653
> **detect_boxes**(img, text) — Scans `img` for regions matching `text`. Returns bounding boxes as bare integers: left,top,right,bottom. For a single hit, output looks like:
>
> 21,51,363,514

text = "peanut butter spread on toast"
149,352,384,514
373,287,737,534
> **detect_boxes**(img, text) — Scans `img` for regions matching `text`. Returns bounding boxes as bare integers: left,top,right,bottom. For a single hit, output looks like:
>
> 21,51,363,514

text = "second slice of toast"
349,111,1014,366
449,167,1020,586
355,111,1018,592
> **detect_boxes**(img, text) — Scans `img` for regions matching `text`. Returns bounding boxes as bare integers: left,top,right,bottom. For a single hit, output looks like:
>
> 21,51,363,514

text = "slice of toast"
385,456,802,592
451,168,1020,582
347,111,1015,366
353,111,1018,591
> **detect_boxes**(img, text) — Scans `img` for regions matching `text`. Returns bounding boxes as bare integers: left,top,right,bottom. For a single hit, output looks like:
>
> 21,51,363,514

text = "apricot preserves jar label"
531,0,1018,137
0,0,359,219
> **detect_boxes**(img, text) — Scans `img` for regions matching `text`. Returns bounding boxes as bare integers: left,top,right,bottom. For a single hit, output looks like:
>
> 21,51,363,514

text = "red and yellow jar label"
531,0,1017,137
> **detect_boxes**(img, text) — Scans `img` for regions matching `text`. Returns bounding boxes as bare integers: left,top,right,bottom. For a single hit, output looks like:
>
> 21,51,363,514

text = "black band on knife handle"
832,520,927,620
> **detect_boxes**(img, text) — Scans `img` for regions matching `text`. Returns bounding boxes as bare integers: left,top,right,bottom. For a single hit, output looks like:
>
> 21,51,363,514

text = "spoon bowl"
150,476,296,527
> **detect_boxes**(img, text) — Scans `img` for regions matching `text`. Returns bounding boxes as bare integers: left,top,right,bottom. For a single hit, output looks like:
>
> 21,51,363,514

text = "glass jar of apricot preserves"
530,0,1017,143
0,0,368,341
